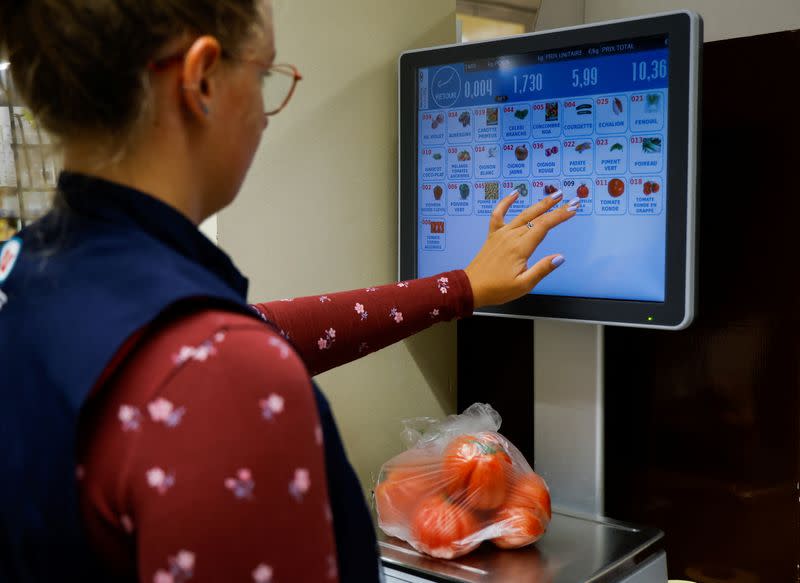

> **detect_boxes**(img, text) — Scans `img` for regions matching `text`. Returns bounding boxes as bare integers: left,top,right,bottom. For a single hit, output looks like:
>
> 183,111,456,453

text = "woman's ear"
181,36,223,120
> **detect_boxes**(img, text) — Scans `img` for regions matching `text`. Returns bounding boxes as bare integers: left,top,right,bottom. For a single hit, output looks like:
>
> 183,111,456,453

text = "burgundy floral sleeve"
251,270,474,376
77,271,473,580
78,311,339,582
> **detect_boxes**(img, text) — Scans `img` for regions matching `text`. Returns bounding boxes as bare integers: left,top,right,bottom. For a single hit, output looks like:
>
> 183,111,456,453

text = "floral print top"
77,270,472,582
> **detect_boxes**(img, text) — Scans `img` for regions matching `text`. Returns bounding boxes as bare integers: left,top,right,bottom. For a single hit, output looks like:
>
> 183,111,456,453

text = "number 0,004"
464,79,494,99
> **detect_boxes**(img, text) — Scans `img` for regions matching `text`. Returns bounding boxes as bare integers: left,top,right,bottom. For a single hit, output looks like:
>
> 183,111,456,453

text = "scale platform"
379,509,667,583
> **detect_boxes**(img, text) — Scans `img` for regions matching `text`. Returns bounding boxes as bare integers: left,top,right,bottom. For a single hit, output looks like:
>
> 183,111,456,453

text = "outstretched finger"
489,190,519,233
507,189,564,230
518,254,566,292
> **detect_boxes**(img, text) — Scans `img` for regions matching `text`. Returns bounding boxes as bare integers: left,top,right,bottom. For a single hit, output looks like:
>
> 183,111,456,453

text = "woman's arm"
78,312,342,582
253,191,577,376
252,270,473,376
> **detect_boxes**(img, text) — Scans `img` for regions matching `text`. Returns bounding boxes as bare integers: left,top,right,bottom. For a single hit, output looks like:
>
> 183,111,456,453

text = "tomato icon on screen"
608,179,625,198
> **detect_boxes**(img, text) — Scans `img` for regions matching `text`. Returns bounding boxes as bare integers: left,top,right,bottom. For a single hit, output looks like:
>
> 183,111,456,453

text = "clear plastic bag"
374,403,551,559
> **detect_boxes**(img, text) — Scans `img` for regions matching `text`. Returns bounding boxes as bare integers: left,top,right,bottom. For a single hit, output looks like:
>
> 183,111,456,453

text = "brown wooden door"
605,30,800,582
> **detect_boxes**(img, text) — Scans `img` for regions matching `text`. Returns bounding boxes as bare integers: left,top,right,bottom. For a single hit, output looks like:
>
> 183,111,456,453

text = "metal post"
534,319,604,516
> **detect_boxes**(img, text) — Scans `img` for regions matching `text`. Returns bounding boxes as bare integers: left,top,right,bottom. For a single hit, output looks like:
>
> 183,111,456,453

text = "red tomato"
375,463,441,526
375,480,412,527
608,178,625,198
577,184,590,199
410,494,481,559
505,472,552,521
492,505,546,549
442,434,512,510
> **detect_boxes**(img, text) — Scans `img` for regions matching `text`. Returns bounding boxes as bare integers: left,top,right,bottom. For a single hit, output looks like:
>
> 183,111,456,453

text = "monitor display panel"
399,12,701,329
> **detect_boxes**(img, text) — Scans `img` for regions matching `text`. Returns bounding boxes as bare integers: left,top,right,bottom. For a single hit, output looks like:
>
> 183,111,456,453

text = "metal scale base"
380,320,668,582
380,509,666,583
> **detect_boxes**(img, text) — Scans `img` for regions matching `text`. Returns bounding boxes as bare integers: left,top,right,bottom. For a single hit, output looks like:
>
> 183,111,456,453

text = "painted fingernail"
566,197,580,211
549,189,563,201
551,255,566,268
511,190,520,198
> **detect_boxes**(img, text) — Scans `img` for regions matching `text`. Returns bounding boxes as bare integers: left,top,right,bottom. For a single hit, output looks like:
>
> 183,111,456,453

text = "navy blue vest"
0,173,379,582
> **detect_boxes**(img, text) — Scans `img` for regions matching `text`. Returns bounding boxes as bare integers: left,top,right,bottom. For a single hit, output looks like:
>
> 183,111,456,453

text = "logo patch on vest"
0,237,22,285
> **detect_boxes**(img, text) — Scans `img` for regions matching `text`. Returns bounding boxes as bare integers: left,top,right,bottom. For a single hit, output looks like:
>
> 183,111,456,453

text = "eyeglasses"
253,62,302,116
148,53,302,117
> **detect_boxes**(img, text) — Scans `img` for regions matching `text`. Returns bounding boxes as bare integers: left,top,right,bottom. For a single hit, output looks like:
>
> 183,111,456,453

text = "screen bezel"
399,11,700,329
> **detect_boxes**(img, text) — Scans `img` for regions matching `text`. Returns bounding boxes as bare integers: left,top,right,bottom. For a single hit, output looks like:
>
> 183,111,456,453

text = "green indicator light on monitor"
647,316,654,321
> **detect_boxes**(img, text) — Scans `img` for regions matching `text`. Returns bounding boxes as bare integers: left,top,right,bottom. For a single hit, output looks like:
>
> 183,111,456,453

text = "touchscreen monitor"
399,12,701,329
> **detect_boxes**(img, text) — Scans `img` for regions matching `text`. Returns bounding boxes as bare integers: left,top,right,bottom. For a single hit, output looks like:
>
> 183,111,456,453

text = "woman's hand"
464,190,577,309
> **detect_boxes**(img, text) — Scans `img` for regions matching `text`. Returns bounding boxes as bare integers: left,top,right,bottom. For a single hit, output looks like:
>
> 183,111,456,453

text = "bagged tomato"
374,403,551,559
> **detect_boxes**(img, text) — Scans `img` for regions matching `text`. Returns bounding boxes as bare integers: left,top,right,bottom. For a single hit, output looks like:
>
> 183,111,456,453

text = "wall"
217,1,457,495
585,0,800,41
535,0,585,31
198,215,216,243
537,0,800,39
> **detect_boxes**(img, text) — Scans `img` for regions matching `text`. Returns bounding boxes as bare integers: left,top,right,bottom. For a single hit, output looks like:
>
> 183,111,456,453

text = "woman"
0,1,576,581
